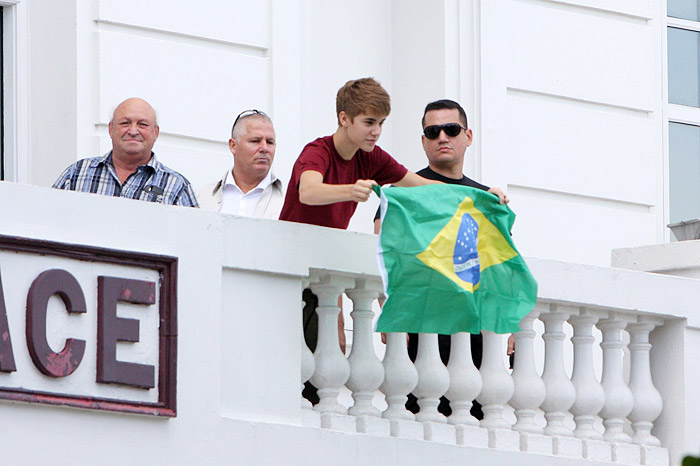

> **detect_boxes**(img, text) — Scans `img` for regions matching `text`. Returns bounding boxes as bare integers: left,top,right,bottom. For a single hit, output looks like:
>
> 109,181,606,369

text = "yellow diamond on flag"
416,195,518,293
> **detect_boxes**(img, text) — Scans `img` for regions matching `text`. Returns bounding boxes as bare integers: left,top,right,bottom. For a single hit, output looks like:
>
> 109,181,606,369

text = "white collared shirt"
220,168,274,217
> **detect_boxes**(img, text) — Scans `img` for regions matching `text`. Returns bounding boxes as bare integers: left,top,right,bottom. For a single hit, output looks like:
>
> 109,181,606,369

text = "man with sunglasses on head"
374,99,507,420
198,109,284,219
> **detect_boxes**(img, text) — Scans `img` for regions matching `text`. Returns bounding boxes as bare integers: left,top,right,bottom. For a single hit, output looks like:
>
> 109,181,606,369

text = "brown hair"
336,77,391,124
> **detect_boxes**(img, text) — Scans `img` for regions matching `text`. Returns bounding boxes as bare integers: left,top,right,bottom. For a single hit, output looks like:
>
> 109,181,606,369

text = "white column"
413,333,450,423
569,309,605,439
300,279,315,410
309,274,354,414
477,331,514,429
540,305,576,437
380,332,418,421
627,317,663,446
510,307,545,433
445,332,482,426
597,313,634,443
345,279,384,417
301,325,316,410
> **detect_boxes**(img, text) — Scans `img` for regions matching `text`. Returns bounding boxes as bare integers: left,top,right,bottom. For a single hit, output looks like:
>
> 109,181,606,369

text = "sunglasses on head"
423,123,466,139
232,109,269,131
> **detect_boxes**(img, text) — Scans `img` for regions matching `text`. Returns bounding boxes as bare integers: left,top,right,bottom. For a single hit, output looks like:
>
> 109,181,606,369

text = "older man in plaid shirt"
53,98,198,207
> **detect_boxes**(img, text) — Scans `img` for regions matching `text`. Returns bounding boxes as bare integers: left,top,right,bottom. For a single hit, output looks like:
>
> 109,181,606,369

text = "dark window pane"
668,27,700,108
669,0,700,22
669,122,700,223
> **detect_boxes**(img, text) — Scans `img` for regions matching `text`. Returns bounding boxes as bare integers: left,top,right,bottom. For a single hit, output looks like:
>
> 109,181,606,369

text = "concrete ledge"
320,413,356,432
423,421,457,444
552,436,583,458
456,425,489,448
489,428,520,451
301,408,321,428
582,439,612,462
613,442,642,465
389,419,424,440
641,445,669,466
356,416,390,436
520,432,553,455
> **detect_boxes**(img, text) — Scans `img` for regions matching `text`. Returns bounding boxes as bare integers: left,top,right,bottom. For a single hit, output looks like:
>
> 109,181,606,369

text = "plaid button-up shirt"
53,151,199,207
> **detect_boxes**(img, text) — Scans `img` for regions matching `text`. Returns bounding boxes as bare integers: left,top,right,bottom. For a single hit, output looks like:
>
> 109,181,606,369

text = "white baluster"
598,313,634,442
345,279,384,417
445,332,482,426
511,307,546,433
570,309,605,439
381,332,417,421
309,274,354,414
477,331,514,429
627,317,663,446
413,333,450,423
300,281,315,410
301,334,315,410
540,305,576,437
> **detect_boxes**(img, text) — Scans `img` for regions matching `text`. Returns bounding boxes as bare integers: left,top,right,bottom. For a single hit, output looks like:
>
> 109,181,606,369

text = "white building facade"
1,1,699,465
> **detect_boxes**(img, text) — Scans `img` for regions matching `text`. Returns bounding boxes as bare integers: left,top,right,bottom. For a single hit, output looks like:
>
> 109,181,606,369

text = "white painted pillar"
627,317,664,446
477,331,514,429
569,309,605,439
300,279,315,410
445,332,482,426
301,324,315,410
510,307,545,433
540,305,577,437
413,333,450,423
309,274,354,414
380,332,418,421
598,313,634,442
345,279,384,417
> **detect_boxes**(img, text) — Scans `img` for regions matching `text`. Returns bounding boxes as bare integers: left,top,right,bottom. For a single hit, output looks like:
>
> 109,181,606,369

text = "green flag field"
374,184,537,335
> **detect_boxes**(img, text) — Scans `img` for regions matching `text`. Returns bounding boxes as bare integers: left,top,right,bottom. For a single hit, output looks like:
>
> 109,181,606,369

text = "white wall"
479,0,663,265
15,0,669,264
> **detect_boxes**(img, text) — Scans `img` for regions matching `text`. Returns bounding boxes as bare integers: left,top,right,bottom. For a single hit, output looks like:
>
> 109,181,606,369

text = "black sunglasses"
423,123,466,140
232,109,269,135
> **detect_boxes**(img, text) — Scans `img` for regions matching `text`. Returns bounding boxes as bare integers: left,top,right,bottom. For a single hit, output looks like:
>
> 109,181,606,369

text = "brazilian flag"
374,184,537,335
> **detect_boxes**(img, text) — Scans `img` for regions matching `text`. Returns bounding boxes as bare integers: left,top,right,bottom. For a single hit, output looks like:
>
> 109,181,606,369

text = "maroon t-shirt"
279,135,408,229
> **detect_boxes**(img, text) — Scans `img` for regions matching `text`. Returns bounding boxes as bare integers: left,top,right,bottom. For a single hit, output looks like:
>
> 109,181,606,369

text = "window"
667,1,700,228
669,122,700,223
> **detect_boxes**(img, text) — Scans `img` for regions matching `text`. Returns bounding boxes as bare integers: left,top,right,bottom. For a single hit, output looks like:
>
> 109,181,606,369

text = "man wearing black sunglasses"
374,99,508,420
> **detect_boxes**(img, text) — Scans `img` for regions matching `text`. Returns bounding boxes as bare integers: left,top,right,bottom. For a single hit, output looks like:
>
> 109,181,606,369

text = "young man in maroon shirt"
281,77,439,404
279,77,439,228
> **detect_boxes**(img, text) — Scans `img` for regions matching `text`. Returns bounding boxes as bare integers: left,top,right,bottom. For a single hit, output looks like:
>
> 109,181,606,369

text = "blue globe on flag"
453,213,480,286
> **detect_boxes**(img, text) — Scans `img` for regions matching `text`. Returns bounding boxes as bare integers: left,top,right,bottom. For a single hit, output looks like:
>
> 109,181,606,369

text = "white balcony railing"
297,254,700,466
1,182,697,466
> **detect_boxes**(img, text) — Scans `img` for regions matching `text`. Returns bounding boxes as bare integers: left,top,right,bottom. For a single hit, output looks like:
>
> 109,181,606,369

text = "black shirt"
373,166,489,220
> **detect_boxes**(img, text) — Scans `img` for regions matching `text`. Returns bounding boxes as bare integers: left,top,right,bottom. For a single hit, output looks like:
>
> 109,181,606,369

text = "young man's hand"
488,187,509,204
351,179,377,202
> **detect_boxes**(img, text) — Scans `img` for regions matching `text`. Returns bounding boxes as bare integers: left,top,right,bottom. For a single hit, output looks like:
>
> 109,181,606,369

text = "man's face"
108,98,159,161
421,108,472,171
340,111,386,152
230,117,276,182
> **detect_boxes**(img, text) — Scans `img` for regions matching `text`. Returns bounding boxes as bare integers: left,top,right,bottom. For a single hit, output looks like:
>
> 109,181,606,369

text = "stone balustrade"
2,182,697,466
301,270,671,465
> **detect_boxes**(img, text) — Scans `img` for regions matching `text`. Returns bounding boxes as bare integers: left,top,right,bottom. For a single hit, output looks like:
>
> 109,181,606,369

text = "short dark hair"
422,99,468,129
336,77,391,124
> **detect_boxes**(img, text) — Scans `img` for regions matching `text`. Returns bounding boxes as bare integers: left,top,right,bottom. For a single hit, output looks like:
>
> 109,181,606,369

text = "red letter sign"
26,269,86,377
97,276,156,389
